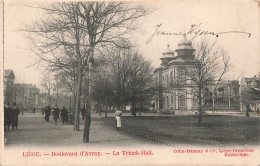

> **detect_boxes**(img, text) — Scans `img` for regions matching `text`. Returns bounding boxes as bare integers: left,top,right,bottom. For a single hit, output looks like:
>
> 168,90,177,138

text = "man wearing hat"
53,105,59,125
12,103,20,130
4,102,12,131
44,105,51,122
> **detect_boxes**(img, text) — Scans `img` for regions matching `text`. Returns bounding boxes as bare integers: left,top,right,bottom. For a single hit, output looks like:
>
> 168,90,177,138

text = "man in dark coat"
12,103,20,130
53,105,59,125
81,108,86,120
60,106,68,125
4,103,12,132
44,105,51,122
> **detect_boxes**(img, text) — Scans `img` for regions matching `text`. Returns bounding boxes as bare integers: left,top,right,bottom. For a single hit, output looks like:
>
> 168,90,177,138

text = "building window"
179,95,186,107
193,95,198,107
171,95,175,108
178,70,186,85
170,72,173,85
166,96,169,109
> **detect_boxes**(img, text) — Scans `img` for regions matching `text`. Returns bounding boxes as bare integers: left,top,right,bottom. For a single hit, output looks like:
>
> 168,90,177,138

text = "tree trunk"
132,100,136,117
71,90,76,125
83,46,94,143
48,89,51,106
98,100,101,116
198,88,203,124
105,95,108,118
74,69,82,131
56,91,58,105
245,104,250,117
83,111,91,142
139,93,143,117
198,107,203,124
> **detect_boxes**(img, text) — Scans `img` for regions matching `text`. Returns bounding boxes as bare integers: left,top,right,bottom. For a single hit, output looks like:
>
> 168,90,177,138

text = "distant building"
152,36,240,113
241,75,260,90
14,83,41,110
240,75,260,110
4,70,15,104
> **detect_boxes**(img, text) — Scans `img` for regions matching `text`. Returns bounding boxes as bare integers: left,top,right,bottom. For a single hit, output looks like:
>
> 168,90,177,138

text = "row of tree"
25,2,150,142
92,47,154,116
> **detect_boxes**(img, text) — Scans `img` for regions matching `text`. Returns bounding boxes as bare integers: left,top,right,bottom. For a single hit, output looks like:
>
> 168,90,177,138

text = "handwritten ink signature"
146,23,251,44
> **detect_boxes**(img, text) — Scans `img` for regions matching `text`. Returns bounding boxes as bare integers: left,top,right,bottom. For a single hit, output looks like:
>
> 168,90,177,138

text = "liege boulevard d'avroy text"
22,150,154,157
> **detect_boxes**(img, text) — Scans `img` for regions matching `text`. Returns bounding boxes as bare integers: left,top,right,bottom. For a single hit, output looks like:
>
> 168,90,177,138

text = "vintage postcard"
1,0,260,165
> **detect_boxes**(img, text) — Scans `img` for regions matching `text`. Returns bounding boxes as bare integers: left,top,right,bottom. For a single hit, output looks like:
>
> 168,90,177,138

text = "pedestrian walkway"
4,112,154,147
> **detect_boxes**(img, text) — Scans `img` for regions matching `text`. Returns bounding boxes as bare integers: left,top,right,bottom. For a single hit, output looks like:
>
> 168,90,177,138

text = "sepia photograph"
1,0,260,165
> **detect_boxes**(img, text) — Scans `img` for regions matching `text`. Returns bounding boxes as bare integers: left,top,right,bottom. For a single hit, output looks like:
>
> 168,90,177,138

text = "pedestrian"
32,107,35,114
53,105,59,125
60,106,68,125
44,105,51,122
4,103,12,132
12,103,20,130
81,108,86,120
114,109,123,130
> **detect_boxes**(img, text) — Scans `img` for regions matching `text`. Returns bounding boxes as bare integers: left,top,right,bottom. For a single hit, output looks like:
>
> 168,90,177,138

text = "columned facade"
152,36,240,113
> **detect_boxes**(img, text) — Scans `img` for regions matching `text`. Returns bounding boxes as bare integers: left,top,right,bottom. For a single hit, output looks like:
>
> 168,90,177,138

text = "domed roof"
176,35,194,50
162,44,175,58
175,35,195,56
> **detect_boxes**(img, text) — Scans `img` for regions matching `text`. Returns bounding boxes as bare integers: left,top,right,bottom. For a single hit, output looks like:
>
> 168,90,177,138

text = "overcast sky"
3,0,260,87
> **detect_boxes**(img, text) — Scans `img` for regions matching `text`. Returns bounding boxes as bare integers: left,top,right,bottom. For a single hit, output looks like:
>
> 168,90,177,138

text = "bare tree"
76,2,149,142
127,51,154,116
40,73,52,106
25,2,94,131
25,2,149,142
92,56,115,116
93,47,153,117
184,38,230,124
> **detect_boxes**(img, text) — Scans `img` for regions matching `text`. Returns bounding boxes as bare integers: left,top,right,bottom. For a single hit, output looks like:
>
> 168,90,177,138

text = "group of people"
4,103,20,132
43,105,69,125
43,105,123,129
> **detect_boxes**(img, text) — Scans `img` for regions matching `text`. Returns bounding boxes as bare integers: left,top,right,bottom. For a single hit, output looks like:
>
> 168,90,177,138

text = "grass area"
102,115,260,146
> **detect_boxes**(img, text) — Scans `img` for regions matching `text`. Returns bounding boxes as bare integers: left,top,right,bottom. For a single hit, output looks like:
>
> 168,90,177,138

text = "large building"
152,36,240,113
4,70,15,105
14,83,41,110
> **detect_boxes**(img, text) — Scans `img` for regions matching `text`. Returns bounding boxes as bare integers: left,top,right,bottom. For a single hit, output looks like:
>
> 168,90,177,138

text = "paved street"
4,112,155,147
4,110,251,148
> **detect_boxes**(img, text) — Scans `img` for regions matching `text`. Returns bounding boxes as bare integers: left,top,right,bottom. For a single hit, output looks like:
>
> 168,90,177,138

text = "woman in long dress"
114,110,122,129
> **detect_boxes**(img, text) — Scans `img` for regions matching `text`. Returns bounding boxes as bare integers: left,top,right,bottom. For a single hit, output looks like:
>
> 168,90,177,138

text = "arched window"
179,95,186,107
